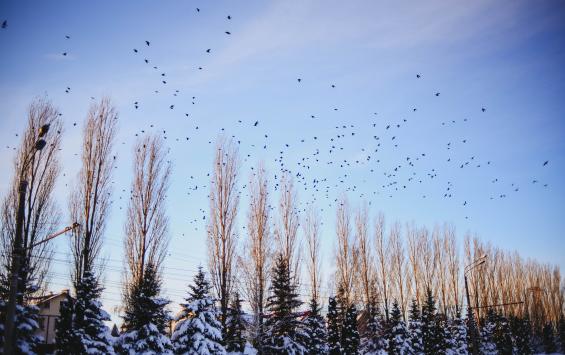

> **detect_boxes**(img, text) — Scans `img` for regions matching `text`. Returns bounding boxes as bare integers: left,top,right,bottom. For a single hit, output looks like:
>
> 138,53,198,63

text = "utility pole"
3,125,49,355
464,254,487,355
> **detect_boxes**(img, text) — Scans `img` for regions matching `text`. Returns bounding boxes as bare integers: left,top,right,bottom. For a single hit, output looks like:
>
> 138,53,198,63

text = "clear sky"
1,0,564,324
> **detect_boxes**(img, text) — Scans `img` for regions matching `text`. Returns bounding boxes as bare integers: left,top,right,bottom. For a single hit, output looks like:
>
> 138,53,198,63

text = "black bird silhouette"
416,74,421,78
1,20,7,29
297,78,301,83
435,92,440,96
196,8,200,12
133,49,138,53
227,15,231,20
254,121,259,127
65,35,70,39
62,52,67,56
144,59,149,63
206,48,211,53
543,160,549,166
170,105,174,109
225,31,231,35
145,40,150,46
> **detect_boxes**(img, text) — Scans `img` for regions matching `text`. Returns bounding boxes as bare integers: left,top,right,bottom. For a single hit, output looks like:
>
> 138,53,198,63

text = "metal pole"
4,180,28,354
465,274,480,355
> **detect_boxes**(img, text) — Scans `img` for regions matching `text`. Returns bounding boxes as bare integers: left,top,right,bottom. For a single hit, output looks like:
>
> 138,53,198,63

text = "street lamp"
465,254,487,355
3,126,49,354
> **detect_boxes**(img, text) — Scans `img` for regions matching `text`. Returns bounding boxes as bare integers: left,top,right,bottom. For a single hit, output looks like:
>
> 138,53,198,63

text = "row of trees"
0,98,564,354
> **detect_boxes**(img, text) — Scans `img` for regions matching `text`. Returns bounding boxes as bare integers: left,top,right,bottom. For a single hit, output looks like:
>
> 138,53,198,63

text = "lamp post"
464,254,487,355
3,124,49,354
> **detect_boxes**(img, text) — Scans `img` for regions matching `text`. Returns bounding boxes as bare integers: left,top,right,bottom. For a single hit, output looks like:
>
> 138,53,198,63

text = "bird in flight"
543,160,549,166
145,40,150,46
1,20,7,29
297,78,302,83
435,92,440,96
254,121,259,127
416,74,421,78
225,31,231,35
133,49,138,53
206,49,211,53
482,107,486,112
65,35,70,39
62,52,68,56
227,15,231,20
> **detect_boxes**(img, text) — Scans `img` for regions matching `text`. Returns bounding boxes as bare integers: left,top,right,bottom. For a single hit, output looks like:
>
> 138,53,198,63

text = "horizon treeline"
1,98,564,354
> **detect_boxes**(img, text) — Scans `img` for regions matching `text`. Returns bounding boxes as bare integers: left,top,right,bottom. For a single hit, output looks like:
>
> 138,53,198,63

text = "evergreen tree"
360,300,387,354
542,322,556,354
493,312,512,355
408,299,424,355
263,253,305,354
171,266,225,354
448,311,468,355
225,292,246,353
54,293,82,354
558,315,565,354
73,270,115,354
118,263,173,354
388,301,410,355
327,296,341,355
341,304,360,354
480,309,498,355
421,288,444,354
510,315,532,355
303,297,328,354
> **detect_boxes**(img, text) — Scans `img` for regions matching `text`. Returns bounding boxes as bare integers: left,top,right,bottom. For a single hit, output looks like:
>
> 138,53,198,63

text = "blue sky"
1,0,564,322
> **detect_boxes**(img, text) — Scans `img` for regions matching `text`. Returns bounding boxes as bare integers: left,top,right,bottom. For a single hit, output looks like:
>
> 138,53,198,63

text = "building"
30,289,72,347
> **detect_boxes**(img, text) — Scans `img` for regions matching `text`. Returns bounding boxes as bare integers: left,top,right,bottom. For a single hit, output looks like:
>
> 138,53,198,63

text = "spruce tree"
510,315,532,355
360,299,387,354
263,253,305,354
493,312,512,355
327,296,341,355
73,270,115,354
225,292,246,353
542,322,556,354
341,304,360,354
408,299,424,355
449,310,468,355
558,315,565,354
303,297,328,354
171,266,225,354
118,263,173,354
421,288,443,354
54,293,82,354
388,300,410,355
480,309,498,355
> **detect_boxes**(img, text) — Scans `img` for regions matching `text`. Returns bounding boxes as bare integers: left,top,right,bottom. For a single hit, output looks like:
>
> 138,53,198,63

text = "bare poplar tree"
69,98,117,282
335,196,356,306
0,98,63,298
274,172,300,279
374,212,390,320
240,163,271,351
389,222,408,319
304,205,321,303
407,222,423,305
207,136,240,333
354,203,374,308
124,134,171,285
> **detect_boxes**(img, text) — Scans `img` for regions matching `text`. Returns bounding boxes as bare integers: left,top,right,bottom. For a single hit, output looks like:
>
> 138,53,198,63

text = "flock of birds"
1,8,552,231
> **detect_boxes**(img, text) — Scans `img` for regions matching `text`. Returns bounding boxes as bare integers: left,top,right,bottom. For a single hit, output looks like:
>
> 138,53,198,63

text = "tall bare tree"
69,98,117,283
240,163,271,351
374,212,390,320
0,98,63,299
304,205,321,303
124,134,171,286
274,173,300,280
207,137,240,334
335,196,356,307
389,222,408,319
354,202,374,308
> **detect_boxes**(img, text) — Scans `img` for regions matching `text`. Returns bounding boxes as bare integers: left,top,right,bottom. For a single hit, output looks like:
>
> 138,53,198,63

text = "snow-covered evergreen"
407,299,424,355
263,253,306,354
303,297,327,354
73,270,115,354
326,296,341,355
510,314,532,355
341,304,360,354
388,300,410,355
171,266,226,354
360,301,387,355
542,321,557,354
225,292,246,353
447,311,468,355
480,309,498,355
493,312,512,354
117,263,173,354
421,288,445,354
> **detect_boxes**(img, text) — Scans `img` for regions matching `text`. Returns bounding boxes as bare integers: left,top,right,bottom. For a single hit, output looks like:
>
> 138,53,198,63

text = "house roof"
29,289,71,305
